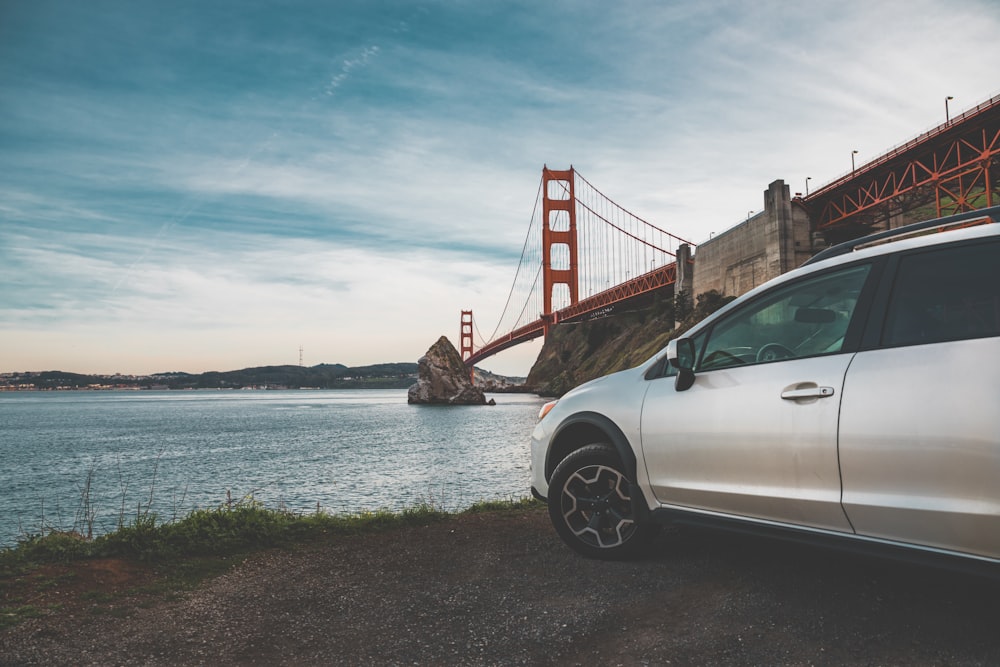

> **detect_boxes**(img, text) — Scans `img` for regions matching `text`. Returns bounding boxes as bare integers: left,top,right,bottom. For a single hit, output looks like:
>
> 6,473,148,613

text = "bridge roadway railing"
465,261,679,367
807,93,1000,200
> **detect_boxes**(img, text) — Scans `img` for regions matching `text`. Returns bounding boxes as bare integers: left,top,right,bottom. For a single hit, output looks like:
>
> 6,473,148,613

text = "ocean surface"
0,389,548,548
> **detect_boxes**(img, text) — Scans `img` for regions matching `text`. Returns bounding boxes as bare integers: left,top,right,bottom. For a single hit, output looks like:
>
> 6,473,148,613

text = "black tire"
547,443,652,560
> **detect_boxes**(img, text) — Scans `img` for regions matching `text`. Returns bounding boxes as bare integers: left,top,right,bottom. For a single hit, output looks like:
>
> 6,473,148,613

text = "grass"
4,500,420,566
0,495,543,630
0,497,536,575
1,495,541,568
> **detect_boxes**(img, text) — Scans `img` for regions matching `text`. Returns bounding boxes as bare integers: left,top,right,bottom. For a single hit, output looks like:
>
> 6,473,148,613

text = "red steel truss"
553,263,677,322
463,262,680,367
807,95,1000,236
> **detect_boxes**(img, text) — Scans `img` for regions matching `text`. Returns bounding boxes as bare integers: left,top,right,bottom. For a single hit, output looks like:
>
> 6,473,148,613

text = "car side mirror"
667,338,696,391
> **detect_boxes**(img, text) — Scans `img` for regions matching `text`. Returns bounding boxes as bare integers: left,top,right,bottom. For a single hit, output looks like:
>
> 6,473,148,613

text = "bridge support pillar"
542,166,579,325
460,310,474,382
541,313,555,339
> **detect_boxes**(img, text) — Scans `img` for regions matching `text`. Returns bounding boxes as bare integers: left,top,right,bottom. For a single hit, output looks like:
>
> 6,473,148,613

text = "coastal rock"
407,336,487,405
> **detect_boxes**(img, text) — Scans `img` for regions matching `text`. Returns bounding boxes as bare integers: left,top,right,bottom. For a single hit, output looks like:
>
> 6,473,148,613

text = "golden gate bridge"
463,93,1000,370
460,167,694,367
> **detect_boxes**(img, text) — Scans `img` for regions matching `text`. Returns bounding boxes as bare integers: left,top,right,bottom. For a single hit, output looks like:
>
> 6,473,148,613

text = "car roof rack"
804,205,1000,266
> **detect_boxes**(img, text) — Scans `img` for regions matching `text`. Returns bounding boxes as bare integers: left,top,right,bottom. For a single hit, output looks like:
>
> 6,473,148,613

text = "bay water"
0,389,548,548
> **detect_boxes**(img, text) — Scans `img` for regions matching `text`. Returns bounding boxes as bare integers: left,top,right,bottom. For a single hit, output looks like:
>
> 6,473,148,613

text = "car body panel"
640,354,854,531
530,369,649,500
839,337,1000,558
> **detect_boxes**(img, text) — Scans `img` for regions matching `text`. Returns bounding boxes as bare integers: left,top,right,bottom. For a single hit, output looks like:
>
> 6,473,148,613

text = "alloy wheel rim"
559,463,636,549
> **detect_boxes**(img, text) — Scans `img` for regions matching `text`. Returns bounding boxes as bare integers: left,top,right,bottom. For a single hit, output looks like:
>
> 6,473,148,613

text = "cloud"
0,215,527,371
2,0,1000,376
324,45,381,96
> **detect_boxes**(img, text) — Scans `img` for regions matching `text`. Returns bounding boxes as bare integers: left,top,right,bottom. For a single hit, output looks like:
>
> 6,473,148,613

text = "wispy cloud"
324,45,381,96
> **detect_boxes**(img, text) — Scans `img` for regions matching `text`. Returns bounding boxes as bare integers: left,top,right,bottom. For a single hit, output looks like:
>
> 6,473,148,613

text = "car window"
882,240,1000,347
697,264,871,371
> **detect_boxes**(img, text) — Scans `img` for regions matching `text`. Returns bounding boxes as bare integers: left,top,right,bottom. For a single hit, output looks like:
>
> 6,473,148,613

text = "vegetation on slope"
526,289,735,396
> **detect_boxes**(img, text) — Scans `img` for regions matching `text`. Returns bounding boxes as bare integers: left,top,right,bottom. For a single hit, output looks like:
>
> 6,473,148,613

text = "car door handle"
780,385,835,400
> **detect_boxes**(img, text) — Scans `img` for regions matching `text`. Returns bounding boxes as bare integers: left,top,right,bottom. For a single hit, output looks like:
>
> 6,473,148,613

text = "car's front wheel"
547,443,652,559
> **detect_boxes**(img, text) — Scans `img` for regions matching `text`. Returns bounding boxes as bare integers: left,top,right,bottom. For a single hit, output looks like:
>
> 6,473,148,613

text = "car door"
839,239,1000,559
640,262,873,531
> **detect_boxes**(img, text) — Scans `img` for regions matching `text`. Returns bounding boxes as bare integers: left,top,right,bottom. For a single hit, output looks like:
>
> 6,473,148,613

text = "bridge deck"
466,262,678,367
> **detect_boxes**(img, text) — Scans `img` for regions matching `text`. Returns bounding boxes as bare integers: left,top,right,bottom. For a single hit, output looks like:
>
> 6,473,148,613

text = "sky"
2,0,999,377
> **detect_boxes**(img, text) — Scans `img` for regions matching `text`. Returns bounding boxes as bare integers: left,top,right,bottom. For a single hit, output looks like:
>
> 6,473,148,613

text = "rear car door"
839,238,1000,559
640,262,874,531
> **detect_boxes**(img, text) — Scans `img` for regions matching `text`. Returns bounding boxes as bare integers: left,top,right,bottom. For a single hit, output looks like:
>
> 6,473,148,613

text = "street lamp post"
805,176,812,196
946,95,954,123
851,150,859,174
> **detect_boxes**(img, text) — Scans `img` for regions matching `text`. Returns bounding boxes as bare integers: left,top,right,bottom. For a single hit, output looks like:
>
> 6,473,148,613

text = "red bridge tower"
541,166,579,334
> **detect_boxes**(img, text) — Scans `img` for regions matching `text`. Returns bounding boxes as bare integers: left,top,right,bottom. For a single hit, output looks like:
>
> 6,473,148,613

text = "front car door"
640,262,875,531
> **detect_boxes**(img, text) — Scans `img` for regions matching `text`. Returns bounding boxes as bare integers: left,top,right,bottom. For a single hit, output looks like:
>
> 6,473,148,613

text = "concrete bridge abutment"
690,179,813,300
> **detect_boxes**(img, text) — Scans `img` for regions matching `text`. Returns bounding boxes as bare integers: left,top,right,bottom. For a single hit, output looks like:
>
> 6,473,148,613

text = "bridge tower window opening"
549,209,571,232
550,283,572,313
547,176,573,200
550,243,571,271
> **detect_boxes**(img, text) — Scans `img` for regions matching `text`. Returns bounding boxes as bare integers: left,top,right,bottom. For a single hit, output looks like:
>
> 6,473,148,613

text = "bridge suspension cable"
467,166,694,365
480,179,545,344
571,170,693,308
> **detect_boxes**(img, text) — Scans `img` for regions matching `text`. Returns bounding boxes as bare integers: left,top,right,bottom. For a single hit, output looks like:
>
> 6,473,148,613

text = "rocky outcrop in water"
408,336,489,405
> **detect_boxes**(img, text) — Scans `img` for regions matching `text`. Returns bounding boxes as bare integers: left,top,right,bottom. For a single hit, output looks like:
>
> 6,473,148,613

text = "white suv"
530,206,1000,569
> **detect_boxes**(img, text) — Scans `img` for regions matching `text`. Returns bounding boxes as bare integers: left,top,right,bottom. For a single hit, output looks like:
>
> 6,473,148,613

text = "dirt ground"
2,506,999,666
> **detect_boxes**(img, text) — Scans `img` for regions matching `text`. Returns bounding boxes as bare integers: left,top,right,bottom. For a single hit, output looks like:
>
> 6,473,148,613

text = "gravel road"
3,506,999,665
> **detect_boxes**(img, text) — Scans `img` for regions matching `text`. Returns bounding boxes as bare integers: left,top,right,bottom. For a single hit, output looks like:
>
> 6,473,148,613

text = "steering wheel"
756,343,795,363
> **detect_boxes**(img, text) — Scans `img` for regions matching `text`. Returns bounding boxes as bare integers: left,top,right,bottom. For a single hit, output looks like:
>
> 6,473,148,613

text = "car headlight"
538,400,558,421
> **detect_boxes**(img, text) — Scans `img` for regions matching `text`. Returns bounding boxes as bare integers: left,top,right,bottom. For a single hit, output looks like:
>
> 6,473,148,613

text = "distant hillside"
178,362,420,390
473,366,527,392
2,361,535,392
1,363,420,391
